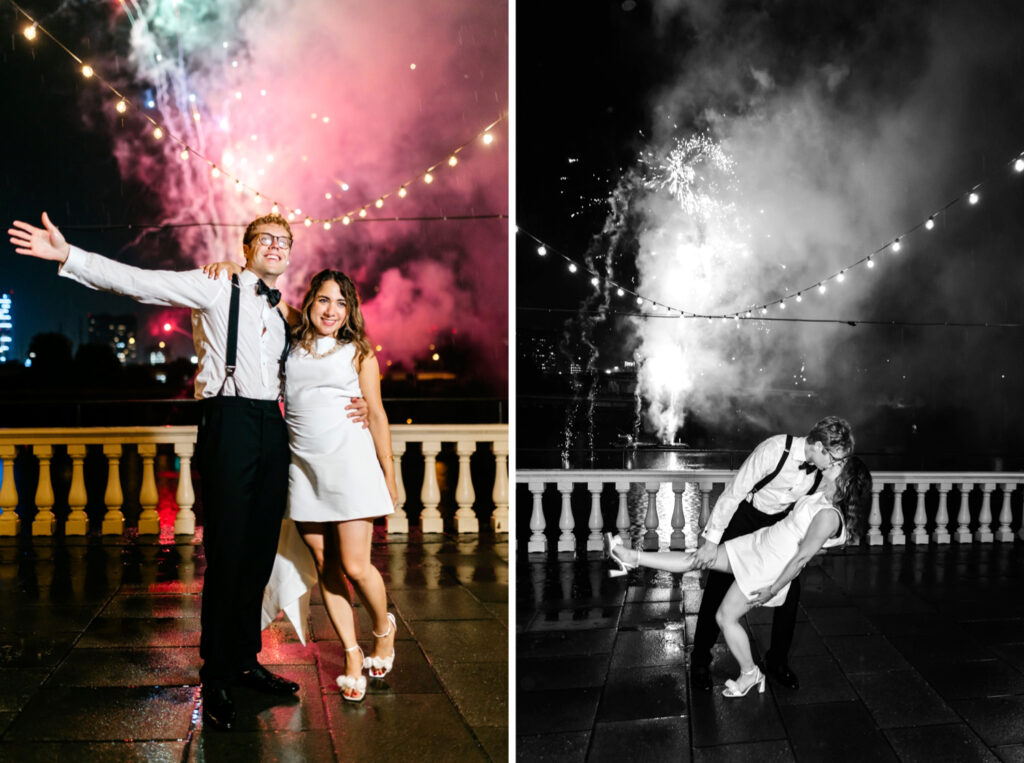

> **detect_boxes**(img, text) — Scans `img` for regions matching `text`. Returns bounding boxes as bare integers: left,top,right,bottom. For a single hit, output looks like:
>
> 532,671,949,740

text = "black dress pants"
690,500,800,670
196,397,289,688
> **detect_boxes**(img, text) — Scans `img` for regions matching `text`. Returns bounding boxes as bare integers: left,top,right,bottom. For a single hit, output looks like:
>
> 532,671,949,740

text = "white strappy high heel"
363,612,397,679
337,644,368,702
722,666,765,698
606,533,639,578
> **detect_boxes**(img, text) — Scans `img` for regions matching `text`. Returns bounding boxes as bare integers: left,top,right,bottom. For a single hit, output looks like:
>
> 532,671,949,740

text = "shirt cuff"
702,528,724,544
57,245,88,277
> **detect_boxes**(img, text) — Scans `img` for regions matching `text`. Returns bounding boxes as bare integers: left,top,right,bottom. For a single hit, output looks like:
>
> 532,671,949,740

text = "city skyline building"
87,313,138,364
0,292,13,363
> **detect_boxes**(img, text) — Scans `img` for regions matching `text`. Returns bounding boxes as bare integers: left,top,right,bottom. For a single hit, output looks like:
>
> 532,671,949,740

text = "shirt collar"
238,268,260,288
789,436,808,462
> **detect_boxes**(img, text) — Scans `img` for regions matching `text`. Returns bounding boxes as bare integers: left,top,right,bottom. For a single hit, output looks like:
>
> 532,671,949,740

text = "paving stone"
596,664,688,723
4,686,195,742
411,620,508,662
692,740,795,762
46,647,200,687
473,725,508,763
0,668,49,712
916,658,1024,700
516,731,590,762
0,635,78,669
517,688,601,735
590,717,690,760
189,730,335,763
77,617,202,648
688,689,786,747
849,670,958,727
884,724,1000,763
951,696,1024,747
518,628,617,659
0,740,187,762
390,587,495,620
324,693,488,760
823,634,913,674
100,593,201,619
771,654,859,706
432,660,508,727
993,744,1024,763
779,701,897,762
609,627,688,670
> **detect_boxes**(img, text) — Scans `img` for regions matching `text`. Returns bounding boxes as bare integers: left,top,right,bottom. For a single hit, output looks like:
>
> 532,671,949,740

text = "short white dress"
261,337,393,643
724,492,846,607
285,337,394,522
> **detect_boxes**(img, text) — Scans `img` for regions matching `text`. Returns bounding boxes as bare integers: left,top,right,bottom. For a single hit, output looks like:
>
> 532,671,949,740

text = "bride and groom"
608,416,872,697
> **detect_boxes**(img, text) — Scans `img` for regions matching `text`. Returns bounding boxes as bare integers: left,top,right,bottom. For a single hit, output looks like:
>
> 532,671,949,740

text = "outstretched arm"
747,509,839,606
11,213,220,310
358,353,399,506
9,212,71,262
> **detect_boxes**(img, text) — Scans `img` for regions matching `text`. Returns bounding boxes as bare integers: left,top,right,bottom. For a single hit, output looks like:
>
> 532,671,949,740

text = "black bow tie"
256,279,281,307
798,462,817,474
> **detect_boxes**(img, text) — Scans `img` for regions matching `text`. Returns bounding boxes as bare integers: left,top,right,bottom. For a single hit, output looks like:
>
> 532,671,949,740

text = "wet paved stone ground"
0,530,508,761
518,540,1024,762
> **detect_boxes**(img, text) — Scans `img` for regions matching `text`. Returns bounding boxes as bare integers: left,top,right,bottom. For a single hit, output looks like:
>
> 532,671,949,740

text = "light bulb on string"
342,216,351,225
234,180,243,193
81,64,94,78
325,192,332,200
254,192,261,203
323,222,332,230
1015,157,1024,173
287,212,295,221
398,186,407,198
23,24,38,40
837,270,846,282
271,203,279,214
375,198,384,209
891,238,902,253
568,263,578,273
482,132,494,145
424,172,434,184
779,300,786,310
818,283,827,294
795,293,803,302
867,256,875,268
115,100,127,114
304,218,312,228
153,126,164,140
448,156,458,167
590,277,599,286
210,166,220,178
358,208,367,218
969,191,979,205
537,246,547,256
745,310,752,318
636,297,644,306
925,216,935,230
179,148,189,160
761,306,768,314
616,288,625,297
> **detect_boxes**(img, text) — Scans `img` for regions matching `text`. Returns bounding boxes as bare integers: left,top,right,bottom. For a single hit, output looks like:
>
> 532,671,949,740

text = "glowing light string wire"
520,146,1024,320
7,0,506,228
58,214,508,231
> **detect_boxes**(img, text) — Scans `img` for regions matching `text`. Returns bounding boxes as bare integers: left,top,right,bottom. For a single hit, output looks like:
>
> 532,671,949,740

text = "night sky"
517,0,1024,467
2,0,508,390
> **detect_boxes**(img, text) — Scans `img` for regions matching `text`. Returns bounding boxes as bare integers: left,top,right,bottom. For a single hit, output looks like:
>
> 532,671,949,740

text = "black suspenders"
747,434,823,504
216,273,289,398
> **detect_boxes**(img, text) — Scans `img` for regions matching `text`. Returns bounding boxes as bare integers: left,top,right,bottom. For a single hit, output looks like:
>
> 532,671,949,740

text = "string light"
153,126,163,140
271,203,279,214
304,218,312,227
115,99,127,114
179,148,189,161
398,186,408,198
483,132,494,145
23,23,37,40
448,156,458,167
342,216,351,225
969,191,980,204
424,172,434,184
837,270,846,282
617,288,625,297
537,246,547,256
636,297,644,305
795,293,803,302
925,217,935,231
358,208,367,218
818,284,827,295
375,198,384,208
568,263,578,273
210,166,220,178
891,239,901,253
81,64,93,78
1015,157,1024,173
867,256,875,268
323,221,332,230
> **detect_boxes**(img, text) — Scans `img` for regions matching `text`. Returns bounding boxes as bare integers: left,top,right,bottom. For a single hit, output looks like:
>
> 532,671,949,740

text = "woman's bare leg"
335,519,395,666
616,544,734,574
295,521,362,693
716,582,757,674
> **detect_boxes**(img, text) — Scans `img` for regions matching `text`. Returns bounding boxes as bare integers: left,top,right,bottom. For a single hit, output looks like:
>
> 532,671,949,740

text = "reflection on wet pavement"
0,530,508,761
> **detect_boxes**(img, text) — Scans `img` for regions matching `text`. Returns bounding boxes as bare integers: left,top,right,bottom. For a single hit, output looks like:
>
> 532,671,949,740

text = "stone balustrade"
0,424,508,537
518,468,1024,554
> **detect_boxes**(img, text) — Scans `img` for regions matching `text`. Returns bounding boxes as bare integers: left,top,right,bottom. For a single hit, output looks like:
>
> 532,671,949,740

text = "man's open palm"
9,212,70,263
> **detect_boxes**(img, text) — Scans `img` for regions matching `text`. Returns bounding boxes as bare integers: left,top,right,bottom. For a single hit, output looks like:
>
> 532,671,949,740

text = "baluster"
910,482,929,544
174,442,196,536
585,481,605,552
932,482,951,543
419,440,443,534
32,445,55,536
0,445,20,536
556,480,576,553
698,482,712,531
137,444,160,535
643,481,660,550
866,482,884,545
974,482,995,543
453,441,479,534
670,481,686,550
490,440,509,533
527,481,547,553
66,445,89,535
614,481,630,541
387,441,408,534
889,484,906,545
953,483,972,543
102,444,125,535
996,482,1014,542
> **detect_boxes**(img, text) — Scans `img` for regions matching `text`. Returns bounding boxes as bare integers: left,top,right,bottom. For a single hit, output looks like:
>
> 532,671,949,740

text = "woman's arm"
748,509,840,606
357,353,398,505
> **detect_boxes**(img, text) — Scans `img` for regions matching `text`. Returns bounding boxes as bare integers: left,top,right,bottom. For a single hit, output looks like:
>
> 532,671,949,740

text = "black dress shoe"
235,665,300,695
202,686,236,731
690,664,713,692
763,659,800,689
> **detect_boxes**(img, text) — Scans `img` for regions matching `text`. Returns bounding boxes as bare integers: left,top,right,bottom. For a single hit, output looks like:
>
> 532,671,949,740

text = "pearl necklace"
308,337,344,360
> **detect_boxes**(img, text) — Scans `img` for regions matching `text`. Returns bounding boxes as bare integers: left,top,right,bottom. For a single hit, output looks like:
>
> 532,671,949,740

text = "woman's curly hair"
833,456,872,544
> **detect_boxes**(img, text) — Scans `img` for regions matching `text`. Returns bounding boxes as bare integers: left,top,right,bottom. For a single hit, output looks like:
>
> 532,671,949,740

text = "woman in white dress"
608,457,871,698
282,269,400,702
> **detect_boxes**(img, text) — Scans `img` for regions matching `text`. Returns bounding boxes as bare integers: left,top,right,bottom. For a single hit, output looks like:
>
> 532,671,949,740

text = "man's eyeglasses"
249,233,293,250
825,449,847,467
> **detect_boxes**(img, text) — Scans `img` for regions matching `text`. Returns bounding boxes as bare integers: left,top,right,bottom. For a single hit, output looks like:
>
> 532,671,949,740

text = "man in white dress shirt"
9,212,367,730
688,416,854,692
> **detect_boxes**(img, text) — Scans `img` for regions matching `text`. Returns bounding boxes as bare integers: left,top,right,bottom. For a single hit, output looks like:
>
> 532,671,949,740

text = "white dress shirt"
60,245,287,400
702,435,820,544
